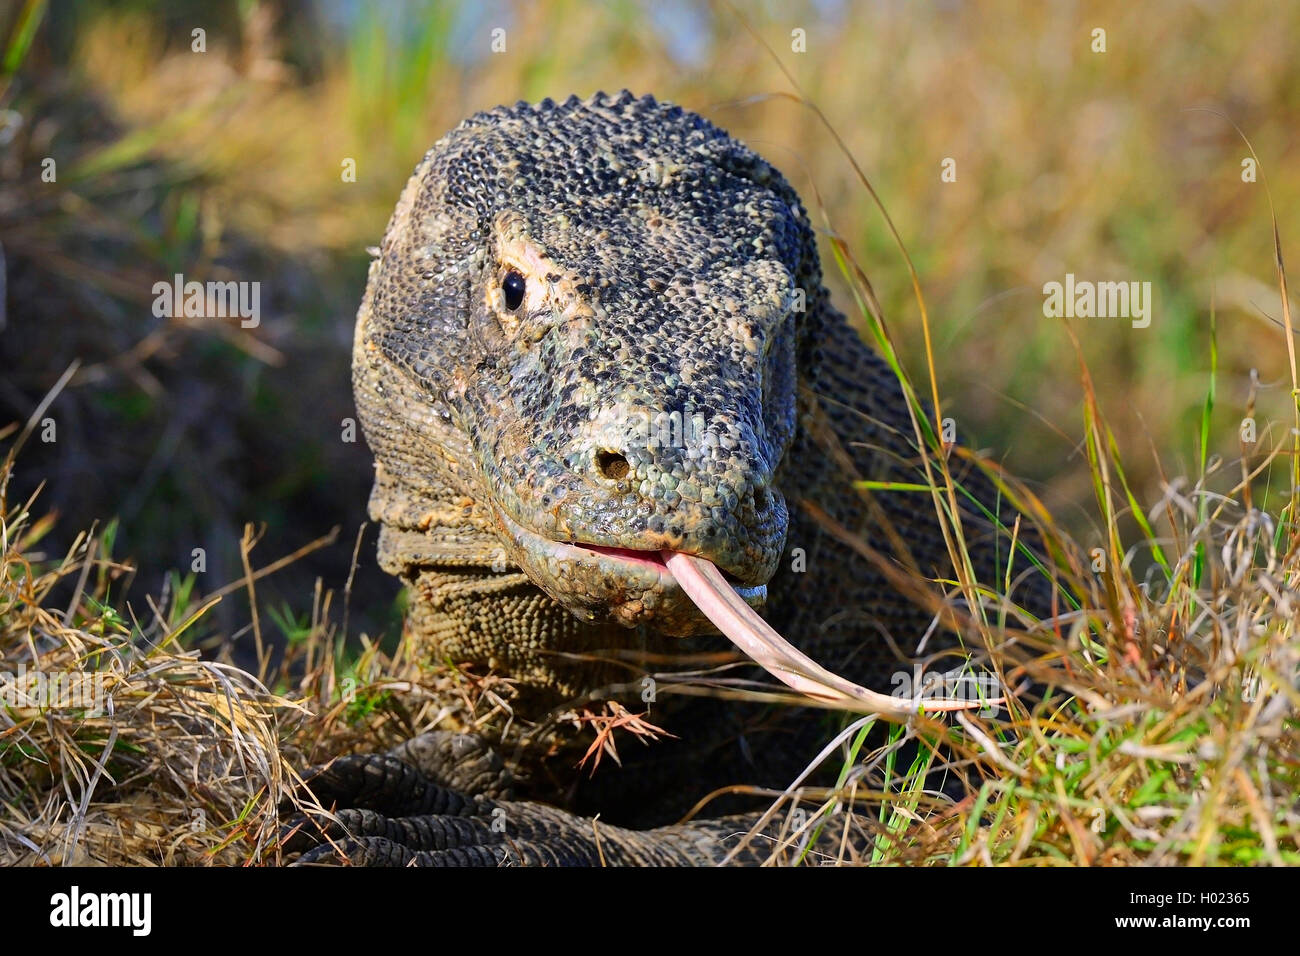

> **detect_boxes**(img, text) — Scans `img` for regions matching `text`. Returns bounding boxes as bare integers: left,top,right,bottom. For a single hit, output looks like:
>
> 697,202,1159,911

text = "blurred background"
2,0,1297,649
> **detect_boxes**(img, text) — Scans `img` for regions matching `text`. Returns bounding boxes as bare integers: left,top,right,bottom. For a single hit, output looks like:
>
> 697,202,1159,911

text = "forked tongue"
662,551,1000,719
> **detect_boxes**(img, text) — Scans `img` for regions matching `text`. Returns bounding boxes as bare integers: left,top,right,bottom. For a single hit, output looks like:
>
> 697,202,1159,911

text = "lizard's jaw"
492,505,768,636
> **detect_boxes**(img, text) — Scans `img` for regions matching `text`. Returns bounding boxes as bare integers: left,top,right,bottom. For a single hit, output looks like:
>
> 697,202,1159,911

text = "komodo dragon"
286,91,1049,866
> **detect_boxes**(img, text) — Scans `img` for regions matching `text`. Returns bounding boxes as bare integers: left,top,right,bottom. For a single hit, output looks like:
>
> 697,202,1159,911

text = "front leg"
281,732,759,866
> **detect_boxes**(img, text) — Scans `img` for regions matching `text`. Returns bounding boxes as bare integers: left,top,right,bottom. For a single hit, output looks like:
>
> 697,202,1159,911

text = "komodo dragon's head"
353,91,829,638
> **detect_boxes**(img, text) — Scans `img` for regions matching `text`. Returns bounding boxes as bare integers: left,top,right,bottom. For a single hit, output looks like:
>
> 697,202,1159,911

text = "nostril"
595,449,630,480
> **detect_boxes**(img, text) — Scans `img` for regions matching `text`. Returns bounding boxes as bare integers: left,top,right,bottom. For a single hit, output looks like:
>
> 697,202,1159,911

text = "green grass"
742,46,1299,862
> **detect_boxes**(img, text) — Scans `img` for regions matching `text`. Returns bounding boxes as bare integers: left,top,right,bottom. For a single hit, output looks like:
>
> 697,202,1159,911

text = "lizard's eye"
502,271,526,311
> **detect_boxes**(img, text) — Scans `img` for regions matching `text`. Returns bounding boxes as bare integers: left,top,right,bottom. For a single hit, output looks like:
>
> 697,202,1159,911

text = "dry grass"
0,447,298,864
0,406,543,864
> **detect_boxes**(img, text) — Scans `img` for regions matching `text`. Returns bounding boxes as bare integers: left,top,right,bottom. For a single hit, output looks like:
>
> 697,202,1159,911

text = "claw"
292,753,488,817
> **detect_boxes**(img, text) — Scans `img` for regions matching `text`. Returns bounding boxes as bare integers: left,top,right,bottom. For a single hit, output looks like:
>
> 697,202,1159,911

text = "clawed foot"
281,731,559,865
279,732,726,866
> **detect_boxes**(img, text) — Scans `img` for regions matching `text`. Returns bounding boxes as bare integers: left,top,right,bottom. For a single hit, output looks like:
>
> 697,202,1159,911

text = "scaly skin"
293,92,1047,864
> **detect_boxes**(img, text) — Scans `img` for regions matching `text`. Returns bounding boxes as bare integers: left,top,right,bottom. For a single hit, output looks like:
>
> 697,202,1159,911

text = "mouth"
492,505,768,635
491,503,999,720
571,542,768,600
